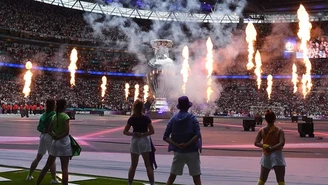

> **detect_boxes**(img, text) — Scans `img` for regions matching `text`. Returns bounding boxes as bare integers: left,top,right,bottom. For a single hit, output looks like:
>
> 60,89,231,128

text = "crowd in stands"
1,0,328,116
0,71,145,112
0,41,139,73
214,78,328,116
1,69,328,116
308,36,328,58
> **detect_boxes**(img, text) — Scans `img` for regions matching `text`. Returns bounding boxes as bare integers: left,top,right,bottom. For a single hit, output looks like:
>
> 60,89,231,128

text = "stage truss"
35,0,328,23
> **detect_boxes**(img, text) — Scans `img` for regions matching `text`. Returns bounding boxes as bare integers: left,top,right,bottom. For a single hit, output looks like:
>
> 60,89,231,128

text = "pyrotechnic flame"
246,22,257,70
266,75,273,100
134,84,140,101
292,64,298,93
101,76,107,99
68,48,78,87
125,83,130,101
23,61,33,98
143,85,149,102
206,37,214,103
181,46,190,94
297,4,312,98
254,50,262,89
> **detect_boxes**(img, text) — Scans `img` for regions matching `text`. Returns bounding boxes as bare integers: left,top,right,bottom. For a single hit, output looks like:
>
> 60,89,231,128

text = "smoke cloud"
84,0,248,105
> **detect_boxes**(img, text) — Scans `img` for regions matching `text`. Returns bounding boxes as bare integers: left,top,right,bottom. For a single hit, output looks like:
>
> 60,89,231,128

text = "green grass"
0,167,151,185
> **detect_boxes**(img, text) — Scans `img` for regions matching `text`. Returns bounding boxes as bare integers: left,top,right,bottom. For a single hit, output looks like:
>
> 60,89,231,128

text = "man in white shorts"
163,96,202,185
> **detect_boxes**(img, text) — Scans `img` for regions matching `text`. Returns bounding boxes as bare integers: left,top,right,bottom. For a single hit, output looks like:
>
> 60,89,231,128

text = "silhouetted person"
123,99,155,185
163,96,202,185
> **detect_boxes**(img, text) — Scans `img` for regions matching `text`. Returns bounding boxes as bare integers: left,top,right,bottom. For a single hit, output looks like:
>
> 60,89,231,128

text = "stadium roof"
35,0,328,23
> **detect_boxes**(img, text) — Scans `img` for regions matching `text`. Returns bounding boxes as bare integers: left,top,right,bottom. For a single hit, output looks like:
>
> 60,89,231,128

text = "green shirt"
51,112,70,135
37,111,56,133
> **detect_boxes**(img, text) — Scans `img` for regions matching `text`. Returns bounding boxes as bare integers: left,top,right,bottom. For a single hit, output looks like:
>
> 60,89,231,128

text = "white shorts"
49,135,72,157
171,152,201,176
37,133,53,155
260,150,286,169
130,136,151,155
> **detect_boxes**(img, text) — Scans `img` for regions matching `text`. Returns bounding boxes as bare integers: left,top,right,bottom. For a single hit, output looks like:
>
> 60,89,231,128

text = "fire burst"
246,22,257,70
181,46,190,94
23,61,33,98
266,75,273,100
143,85,149,102
205,37,214,103
134,84,140,101
68,48,78,87
297,4,312,98
101,76,107,100
292,64,298,93
125,83,130,101
254,50,262,89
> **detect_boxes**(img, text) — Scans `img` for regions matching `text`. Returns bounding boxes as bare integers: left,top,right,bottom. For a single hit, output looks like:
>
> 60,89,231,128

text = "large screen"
284,36,328,59
283,37,297,59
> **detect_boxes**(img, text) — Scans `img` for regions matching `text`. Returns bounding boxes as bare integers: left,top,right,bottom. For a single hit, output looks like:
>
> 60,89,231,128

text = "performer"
254,110,286,185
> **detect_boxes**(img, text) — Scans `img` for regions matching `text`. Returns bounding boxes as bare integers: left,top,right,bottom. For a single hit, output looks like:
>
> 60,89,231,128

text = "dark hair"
56,99,67,113
45,99,55,113
132,99,144,117
265,110,276,124
56,99,67,123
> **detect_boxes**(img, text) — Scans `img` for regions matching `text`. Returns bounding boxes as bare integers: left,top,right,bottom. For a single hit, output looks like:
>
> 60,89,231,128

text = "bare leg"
259,165,271,183
28,153,43,176
59,156,70,185
36,155,56,185
273,166,285,183
192,174,202,185
166,173,177,185
49,161,57,180
128,153,139,185
141,152,154,184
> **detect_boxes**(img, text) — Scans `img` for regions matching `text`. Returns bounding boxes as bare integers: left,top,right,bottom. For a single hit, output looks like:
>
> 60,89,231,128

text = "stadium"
0,0,328,185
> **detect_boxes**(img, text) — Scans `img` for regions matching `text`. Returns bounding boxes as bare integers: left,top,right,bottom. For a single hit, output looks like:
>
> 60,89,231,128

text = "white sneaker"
50,178,61,184
26,175,34,180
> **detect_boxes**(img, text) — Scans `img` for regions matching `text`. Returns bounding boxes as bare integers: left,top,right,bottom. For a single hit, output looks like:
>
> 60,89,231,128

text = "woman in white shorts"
123,99,155,185
36,99,72,185
254,110,286,185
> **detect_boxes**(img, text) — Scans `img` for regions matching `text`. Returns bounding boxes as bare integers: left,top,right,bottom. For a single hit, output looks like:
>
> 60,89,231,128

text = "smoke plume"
84,0,248,105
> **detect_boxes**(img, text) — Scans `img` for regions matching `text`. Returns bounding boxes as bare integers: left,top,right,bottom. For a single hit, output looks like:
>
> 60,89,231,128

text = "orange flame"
181,46,190,94
125,83,130,101
68,48,78,87
297,4,312,98
23,61,33,98
206,37,214,103
266,75,273,100
254,50,262,89
134,84,139,101
292,64,298,93
101,76,107,99
143,85,149,102
246,22,257,70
